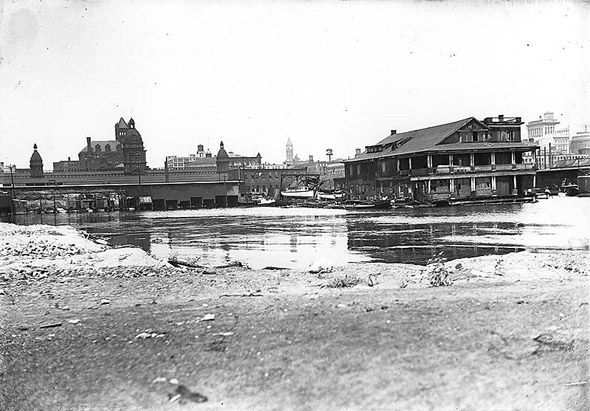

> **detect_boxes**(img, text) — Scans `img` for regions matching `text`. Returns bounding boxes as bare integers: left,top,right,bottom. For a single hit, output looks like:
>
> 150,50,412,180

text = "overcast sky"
1,0,589,169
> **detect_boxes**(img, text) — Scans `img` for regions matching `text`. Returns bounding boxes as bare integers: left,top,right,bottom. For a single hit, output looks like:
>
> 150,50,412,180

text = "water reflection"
2,198,588,268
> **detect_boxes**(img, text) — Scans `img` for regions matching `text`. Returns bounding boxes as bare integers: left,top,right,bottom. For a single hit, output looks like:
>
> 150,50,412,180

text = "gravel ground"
1,222,588,410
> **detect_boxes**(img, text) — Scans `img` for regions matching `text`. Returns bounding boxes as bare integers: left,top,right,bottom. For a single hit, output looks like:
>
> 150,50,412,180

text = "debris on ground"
215,260,249,269
219,292,263,298
171,385,208,403
201,314,215,321
39,322,62,329
309,259,334,274
168,258,204,269
135,330,166,339
533,333,574,351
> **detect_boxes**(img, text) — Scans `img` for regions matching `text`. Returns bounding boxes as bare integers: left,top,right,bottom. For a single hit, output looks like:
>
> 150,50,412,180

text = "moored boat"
280,188,316,199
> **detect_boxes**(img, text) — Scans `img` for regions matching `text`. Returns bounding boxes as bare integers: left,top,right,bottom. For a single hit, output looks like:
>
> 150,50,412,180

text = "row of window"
243,185,281,192
92,144,122,152
529,126,556,137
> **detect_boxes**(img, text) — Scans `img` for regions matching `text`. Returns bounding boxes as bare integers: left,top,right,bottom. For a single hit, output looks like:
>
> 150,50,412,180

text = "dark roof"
79,140,120,154
30,145,43,164
355,118,474,162
117,118,129,129
347,117,535,163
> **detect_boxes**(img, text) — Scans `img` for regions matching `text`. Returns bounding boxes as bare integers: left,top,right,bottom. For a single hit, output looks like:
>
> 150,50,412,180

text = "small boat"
317,191,345,201
280,188,316,199
341,199,392,210
254,197,276,206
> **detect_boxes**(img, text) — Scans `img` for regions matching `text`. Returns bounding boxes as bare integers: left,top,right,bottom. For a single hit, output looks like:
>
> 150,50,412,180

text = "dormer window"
105,144,111,152
95,144,101,152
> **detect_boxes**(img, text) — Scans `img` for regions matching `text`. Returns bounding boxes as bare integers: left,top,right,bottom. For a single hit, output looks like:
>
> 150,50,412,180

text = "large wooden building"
344,115,539,203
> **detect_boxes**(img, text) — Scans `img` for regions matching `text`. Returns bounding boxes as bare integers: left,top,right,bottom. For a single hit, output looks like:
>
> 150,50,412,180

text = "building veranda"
344,115,539,204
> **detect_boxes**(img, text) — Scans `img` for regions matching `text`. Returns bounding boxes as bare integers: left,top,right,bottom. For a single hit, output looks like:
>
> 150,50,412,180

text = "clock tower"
121,117,147,174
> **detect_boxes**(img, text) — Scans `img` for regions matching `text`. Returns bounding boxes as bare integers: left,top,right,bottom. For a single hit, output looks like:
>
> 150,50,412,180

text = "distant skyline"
1,0,589,169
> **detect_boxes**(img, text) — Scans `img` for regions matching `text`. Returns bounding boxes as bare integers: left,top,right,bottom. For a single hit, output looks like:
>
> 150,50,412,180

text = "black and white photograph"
1,0,589,409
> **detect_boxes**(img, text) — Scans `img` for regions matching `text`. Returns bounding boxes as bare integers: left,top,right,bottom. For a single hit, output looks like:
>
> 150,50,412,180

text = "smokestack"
86,137,92,151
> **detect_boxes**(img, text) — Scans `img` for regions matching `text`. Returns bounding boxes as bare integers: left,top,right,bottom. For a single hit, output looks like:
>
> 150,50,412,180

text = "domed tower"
121,117,147,174
29,144,44,178
216,141,230,173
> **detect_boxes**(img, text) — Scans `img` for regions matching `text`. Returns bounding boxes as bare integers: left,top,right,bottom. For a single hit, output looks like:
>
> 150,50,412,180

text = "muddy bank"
1,222,589,410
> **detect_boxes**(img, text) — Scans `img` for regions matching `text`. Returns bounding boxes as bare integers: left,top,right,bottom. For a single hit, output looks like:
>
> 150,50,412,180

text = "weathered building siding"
344,116,538,203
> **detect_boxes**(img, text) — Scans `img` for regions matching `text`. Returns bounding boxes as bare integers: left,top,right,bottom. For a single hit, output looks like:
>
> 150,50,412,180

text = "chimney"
86,137,92,151
68,157,71,161
355,148,361,157
498,114,504,122
515,117,522,123
309,155,314,162
391,130,397,135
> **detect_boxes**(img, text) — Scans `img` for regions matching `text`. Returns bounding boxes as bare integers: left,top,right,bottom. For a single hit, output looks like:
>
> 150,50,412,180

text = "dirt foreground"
0,222,589,411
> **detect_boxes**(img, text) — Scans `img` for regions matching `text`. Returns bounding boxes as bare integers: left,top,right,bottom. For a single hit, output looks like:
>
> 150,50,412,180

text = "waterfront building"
570,125,590,155
227,166,308,202
525,112,575,168
165,144,214,170
166,142,262,174
215,141,262,173
344,115,538,203
53,117,147,174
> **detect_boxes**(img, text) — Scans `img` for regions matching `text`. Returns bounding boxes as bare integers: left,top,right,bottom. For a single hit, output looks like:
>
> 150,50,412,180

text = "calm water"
3,197,589,268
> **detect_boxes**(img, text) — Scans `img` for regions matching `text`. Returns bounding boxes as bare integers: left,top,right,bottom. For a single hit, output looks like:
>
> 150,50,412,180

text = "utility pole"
9,165,15,214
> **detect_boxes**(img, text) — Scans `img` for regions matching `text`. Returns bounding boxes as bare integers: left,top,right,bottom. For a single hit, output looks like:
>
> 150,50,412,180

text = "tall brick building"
54,117,147,174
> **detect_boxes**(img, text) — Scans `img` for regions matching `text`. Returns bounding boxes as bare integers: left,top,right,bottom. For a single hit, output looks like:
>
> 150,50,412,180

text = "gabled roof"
346,117,513,162
117,118,129,129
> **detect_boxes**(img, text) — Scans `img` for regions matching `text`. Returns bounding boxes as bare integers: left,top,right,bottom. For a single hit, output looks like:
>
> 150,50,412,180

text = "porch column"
427,180,431,194
491,152,496,165
470,153,475,167
532,150,537,167
408,157,413,170
449,178,455,193
533,174,537,187
491,176,497,191
470,177,476,193
511,151,516,165
427,155,433,168
396,159,400,173
513,175,517,194
448,154,454,165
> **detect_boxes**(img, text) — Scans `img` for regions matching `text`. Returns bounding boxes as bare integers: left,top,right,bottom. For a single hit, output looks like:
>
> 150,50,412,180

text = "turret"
29,143,44,178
